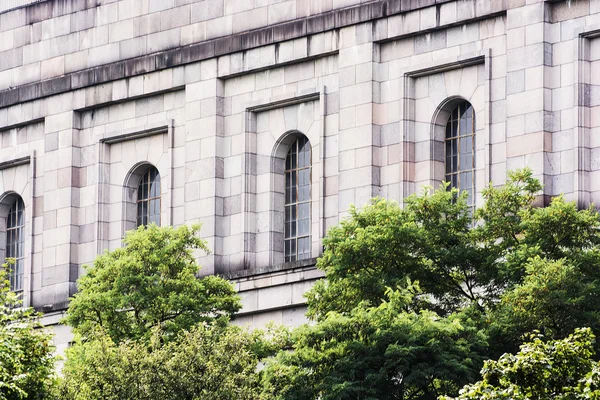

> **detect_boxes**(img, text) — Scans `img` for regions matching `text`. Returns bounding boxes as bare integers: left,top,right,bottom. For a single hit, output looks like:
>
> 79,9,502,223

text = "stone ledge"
0,0,508,109
222,258,319,280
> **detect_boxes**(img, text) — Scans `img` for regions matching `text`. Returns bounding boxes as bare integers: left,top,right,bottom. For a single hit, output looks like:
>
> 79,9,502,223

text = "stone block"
414,30,447,55
118,0,150,20
268,1,296,25
96,3,119,26
40,56,65,80
109,19,134,43
551,0,589,23
0,48,22,72
41,14,71,41
191,0,225,23
71,8,97,32
161,5,191,31
147,28,181,53
0,9,26,32
150,0,175,13
120,38,148,63
232,8,268,35
206,15,233,39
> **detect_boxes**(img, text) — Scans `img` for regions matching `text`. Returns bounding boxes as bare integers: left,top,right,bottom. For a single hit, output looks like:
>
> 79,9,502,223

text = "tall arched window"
6,197,24,292
137,167,161,227
445,101,476,208
284,136,311,262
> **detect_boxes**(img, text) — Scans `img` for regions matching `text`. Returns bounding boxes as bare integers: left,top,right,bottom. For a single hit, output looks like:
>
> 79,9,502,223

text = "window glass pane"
445,102,476,198
452,138,458,157
460,114,467,136
288,240,296,262
17,208,23,227
299,218,310,236
299,203,310,220
299,185,309,203
298,237,310,260
6,198,24,292
150,199,160,216
466,189,473,206
149,214,160,226
460,137,472,154
137,167,160,227
459,171,472,191
285,240,291,262
460,153,473,170
150,174,160,198
284,136,312,261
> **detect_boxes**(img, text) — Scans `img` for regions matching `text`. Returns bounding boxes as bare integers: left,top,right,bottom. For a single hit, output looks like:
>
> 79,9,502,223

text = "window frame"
284,136,312,263
6,197,25,293
444,101,476,209
136,167,161,228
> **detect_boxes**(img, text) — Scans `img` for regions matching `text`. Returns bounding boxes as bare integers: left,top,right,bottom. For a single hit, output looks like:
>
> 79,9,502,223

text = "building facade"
0,0,598,352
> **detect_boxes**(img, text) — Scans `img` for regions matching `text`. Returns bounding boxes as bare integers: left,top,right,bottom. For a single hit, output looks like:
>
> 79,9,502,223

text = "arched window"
284,136,311,262
136,167,161,227
6,197,24,292
445,101,475,208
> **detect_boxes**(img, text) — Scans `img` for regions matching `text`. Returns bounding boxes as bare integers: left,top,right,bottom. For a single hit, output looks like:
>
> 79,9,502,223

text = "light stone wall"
0,0,598,338
0,0,369,91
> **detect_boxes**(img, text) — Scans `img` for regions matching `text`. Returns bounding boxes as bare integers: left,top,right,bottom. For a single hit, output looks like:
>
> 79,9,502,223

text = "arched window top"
284,135,311,262
6,197,24,292
445,100,475,209
137,167,161,228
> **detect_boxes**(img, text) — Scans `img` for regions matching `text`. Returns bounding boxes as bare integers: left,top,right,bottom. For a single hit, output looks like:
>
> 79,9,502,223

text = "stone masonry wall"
0,0,598,347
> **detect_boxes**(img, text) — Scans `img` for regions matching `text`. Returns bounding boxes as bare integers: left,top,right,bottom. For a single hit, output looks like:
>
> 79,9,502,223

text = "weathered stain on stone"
124,56,156,77
240,28,273,51
215,35,242,56
18,82,41,102
41,75,70,96
0,0,510,108
273,19,306,42
155,49,182,70
180,41,216,64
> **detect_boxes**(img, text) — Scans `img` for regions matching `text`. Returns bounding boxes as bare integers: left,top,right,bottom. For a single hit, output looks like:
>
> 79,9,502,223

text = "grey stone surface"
0,0,595,342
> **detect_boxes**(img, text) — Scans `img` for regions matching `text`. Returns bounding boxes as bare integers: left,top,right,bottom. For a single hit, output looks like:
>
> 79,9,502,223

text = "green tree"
63,224,241,343
442,328,600,399
263,168,600,399
262,284,487,400
0,263,56,399
58,323,286,400
59,224,283,400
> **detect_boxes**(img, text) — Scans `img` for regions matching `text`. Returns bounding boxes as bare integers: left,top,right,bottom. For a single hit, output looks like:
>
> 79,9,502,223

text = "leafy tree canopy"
0,264,56,400
261,283,487,400
443,328,600,400
58,323,287,400
264,169,600,399
63,224,241,344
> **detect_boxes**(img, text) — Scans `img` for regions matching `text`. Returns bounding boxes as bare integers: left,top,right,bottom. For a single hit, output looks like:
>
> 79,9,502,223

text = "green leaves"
443,328,600,400
58,324,284,400
262,284,487,400
58,224,283,400
267,168,600,399
63,224,241,344
0,263,56,400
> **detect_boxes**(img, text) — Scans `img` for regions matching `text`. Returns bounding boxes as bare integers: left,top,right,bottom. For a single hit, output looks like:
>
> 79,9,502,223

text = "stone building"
0,0,598,353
